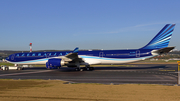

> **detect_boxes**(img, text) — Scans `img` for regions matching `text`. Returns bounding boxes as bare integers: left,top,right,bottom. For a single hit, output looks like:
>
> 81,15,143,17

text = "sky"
0,0,180,51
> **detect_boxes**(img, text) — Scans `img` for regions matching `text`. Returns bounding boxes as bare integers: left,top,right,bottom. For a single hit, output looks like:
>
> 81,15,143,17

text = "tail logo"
141,24,175,49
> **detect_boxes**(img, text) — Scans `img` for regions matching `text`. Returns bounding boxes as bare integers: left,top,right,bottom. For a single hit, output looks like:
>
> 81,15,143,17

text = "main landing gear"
85,65,94,71
75,65,94,71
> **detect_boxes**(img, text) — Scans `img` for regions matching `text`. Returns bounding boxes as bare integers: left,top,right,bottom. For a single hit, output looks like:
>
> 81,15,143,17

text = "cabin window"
21,54,25,56
32,53,35,56
38,53,41,56
16,54,19,57
59,53,62,56
44,53,47,56
49,53,52,56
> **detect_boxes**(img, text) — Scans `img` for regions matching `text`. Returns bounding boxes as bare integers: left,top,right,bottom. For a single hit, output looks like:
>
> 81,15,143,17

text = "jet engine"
46,58,65,69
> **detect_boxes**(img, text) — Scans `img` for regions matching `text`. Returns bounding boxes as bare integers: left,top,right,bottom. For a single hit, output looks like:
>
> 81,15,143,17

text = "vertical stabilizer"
141,24,175,49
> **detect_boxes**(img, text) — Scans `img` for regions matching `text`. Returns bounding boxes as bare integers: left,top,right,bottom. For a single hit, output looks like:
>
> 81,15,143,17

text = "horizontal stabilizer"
151,47,175,55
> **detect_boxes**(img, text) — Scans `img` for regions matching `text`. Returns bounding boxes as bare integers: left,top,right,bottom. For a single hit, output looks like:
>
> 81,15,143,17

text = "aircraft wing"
61,47,80,62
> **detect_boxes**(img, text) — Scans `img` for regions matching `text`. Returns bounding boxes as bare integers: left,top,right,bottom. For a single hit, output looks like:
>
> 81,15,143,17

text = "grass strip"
0,80,180,101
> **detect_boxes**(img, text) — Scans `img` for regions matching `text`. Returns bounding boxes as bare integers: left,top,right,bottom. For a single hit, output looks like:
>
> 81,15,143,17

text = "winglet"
73,47,79,53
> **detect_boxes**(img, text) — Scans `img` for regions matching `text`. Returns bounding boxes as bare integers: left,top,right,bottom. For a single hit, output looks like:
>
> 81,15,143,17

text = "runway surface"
0,64,178,85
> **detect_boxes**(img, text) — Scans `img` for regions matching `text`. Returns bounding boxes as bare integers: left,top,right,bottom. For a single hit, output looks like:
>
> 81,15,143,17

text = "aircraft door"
46,53,49,58
99,52,104,57
136,50,140,57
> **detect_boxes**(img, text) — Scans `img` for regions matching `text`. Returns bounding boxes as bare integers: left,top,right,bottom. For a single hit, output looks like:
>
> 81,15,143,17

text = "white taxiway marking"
0,70,53,77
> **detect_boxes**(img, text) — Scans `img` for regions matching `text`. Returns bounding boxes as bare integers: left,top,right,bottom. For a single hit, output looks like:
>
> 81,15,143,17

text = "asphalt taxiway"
0,64,178,84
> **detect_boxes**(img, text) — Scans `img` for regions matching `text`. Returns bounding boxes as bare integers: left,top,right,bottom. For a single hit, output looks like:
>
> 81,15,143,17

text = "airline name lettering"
16,52,69,57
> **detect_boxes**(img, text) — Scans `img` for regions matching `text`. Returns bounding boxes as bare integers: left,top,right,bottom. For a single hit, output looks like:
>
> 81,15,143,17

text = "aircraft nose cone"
6,56,10,60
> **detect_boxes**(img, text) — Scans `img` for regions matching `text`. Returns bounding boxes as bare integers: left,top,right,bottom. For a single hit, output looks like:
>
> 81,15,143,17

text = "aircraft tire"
90,67,94,70
17,67,21,70
80,68,85,71
75,68,80,71
86,68,89,71
85,65,91,71
5,67,8,71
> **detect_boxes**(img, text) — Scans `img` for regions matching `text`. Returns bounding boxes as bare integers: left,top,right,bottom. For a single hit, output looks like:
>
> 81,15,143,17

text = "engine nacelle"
46,58,65,69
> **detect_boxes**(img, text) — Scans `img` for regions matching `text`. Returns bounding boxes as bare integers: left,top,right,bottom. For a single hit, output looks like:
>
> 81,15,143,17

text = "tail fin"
73,47,79,53
141,24,175,49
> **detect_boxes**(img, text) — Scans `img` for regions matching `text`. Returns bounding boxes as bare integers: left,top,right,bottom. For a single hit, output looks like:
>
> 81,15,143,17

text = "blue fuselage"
6,49,154,65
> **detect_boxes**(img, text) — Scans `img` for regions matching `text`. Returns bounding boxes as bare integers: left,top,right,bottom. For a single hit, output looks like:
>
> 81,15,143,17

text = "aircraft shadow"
94,65,168,70
58,65,168,72
22,65,168,72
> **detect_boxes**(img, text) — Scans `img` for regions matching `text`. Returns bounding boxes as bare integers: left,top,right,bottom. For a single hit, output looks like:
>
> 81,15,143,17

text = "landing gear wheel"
85,66,94,71
75,68,80,71
75,68,84,71
5,67,8,71
80,68,84,71
86,68,89,71
85,65,91,71
89,67,94,70
17,67,21,70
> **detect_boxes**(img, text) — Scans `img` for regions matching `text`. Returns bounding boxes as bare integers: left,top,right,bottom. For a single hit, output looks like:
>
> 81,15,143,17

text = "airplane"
6,24,176,71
